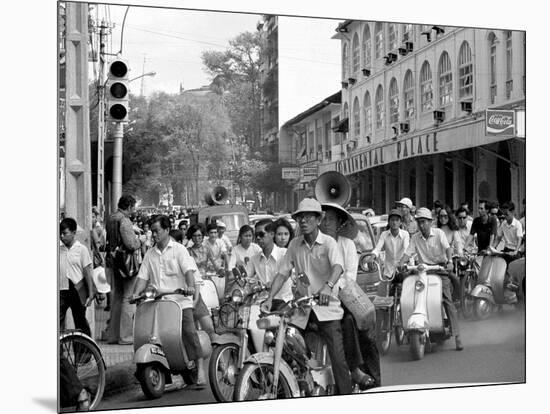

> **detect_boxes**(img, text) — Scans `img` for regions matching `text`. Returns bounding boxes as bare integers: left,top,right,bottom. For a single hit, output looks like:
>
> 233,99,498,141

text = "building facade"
280,21,526,214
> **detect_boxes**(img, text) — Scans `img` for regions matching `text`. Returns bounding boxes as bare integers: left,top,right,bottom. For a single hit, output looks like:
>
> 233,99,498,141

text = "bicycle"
59,330,106,411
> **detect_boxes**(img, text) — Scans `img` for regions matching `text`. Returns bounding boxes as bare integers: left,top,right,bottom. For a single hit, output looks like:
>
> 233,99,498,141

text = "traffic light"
106,59,130,122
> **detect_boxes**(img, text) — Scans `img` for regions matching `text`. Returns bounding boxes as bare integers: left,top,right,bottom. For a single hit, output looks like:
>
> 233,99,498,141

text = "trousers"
181,308,202,361
439,273,460,336
307,312,352,395
341,306,381,386
105,266,136,343
60,282,91,337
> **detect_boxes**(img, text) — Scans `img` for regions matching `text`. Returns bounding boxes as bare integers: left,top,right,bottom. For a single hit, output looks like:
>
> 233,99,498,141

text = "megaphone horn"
204,186,228,205
314,171,351,207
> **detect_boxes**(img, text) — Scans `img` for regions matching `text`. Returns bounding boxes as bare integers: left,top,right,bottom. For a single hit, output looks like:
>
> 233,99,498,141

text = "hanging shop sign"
300,166,318,182
282,167,300,180
486,109,515,136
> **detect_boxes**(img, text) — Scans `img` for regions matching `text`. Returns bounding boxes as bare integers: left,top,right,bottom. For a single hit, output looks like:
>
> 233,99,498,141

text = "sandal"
351,368,376,391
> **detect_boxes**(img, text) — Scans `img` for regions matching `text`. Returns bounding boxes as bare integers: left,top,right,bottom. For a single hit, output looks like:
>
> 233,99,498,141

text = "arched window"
352,33,360,74
375,85,384,129
342,43,349,79
420,61,433,112
438,51,453,106
489,32,497,103
458,42,473,99
353,97,361,139
403,70,415,120
363,91,372,135
362,25,372,68
506,31,513,98
389,78,399,124
388,23,398,51
375,22,384,59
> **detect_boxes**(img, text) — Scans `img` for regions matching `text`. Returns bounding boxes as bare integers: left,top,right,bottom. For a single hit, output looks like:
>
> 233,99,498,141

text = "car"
248,214,276,228
189,205,250,246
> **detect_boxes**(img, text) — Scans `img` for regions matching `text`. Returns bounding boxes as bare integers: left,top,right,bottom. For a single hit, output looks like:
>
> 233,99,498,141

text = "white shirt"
204,238,227,266
137,239,199,309
59,240,92,290
406,228,450,265
231,243,262,276
498,218,523,250
372,229,410,277
250,245,293,301
336,236,358,288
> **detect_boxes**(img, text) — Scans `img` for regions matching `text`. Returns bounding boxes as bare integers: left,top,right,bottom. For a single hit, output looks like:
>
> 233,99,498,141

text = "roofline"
282,91,341,127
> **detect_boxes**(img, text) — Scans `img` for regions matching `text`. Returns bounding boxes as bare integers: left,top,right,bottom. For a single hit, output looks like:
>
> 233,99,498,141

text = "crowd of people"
59,192,525,407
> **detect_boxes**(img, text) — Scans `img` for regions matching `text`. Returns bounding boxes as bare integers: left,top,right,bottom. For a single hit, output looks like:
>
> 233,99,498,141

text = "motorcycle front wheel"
473,298,493,320
376,310,392,355
460,273,476,319
234,362,293,401
394,304,405,346
209,343,240,402
409,331,425,360
136,364,166,399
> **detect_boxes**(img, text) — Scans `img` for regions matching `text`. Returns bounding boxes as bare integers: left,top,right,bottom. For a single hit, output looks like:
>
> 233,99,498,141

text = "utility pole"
97,20,108,217
64,2,92,241
112,122,124,208
140,55,146,96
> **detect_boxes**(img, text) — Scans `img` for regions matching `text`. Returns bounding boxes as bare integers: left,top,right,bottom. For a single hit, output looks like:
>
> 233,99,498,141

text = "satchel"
114,248,141,278
338,278,376,331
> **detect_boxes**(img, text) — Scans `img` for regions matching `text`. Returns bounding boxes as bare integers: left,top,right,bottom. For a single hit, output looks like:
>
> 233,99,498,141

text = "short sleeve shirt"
406,228,450,265
59,240,92,290
250,245,293,301
497,218,523,250
336,236,358,285
278,231,344,323
137,240,199,309
470,216,498,251
231,243,262,276
372,229,410,277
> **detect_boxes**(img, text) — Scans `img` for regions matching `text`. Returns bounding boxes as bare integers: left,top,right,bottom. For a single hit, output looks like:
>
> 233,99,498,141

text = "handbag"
338,278,376,331
114,248,140,278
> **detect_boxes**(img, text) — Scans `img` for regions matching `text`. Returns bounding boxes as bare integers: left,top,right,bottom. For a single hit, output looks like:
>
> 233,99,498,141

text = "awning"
332,117,349,133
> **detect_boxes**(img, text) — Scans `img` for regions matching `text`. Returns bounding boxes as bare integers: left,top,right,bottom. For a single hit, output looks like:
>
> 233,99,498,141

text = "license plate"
150,347,165,357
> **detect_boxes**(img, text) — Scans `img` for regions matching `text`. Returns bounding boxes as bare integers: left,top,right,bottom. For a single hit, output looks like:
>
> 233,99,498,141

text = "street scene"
57,1,526,412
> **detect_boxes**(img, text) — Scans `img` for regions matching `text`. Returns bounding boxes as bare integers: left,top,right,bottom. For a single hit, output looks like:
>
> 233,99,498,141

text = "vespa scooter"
208,266,269,402
130,286,212,399
399,264,451,360
470,249,519,320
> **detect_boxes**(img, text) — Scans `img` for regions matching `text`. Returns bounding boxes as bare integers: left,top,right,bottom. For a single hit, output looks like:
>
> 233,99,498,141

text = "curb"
104,359,139,398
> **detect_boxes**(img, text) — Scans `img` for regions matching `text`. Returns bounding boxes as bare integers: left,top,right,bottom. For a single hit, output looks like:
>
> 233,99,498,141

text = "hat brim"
291,209,323,220
321,203,359,239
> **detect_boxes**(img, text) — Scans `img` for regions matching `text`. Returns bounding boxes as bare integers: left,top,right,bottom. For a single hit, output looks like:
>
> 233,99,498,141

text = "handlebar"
259,294,321,318
129,288,193,304
404,264,445,272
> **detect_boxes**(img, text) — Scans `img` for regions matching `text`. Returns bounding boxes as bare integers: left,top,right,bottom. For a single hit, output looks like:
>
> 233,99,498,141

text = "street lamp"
129,71,157,83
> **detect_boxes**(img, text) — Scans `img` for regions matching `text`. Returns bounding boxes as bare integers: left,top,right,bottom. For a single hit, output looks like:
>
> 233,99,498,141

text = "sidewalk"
98,342,138,398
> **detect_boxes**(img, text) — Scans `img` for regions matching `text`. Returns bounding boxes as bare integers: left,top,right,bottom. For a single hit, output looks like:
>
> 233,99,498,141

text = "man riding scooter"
398,207,464,351
132,215,210,388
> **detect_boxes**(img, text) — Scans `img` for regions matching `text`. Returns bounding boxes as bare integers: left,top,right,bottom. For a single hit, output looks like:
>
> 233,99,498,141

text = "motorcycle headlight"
459,257,468,268
415,280,425,291
231,288,244,303
264,331,275,346
145,286,157,299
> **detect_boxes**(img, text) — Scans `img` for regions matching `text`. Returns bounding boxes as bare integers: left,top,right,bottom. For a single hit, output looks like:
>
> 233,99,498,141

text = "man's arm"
370,232,386,259
82,264,96,306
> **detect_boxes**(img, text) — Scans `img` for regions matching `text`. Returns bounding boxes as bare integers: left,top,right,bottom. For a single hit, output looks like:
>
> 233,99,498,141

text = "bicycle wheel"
234,362,293,401
60,334,106,410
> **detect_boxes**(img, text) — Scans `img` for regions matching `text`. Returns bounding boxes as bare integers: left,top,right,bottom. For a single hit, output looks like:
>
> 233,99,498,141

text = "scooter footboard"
134,343,170,371
243,353,301,397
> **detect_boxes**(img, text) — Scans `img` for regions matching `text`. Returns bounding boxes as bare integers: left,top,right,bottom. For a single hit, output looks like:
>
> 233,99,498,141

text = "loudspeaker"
204,186,228,205
314,171,351,207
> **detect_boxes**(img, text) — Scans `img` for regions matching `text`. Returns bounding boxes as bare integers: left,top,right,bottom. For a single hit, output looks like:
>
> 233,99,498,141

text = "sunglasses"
256,230,267,238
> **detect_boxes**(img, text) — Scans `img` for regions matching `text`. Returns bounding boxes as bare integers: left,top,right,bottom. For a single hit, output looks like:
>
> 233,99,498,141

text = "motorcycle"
233,293,337,400
208,266,269,402
452,252,480,319
399,264,451,360
130,287,212,399
470,249,520,320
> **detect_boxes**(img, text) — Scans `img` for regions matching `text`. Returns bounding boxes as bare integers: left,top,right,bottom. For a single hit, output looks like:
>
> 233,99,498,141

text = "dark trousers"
105,266,136,343
307,311,352,395
341,307,381,386
181,308,202,361
439,274,460,336
59,354,84,407
60,282,91,337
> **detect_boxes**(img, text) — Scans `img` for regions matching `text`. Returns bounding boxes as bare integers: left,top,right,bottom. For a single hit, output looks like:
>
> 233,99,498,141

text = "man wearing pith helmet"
398,207,464,351
261,198,352,394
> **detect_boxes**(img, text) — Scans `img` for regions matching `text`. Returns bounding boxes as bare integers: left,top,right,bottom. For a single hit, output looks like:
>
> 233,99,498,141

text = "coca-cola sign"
486,109,515,136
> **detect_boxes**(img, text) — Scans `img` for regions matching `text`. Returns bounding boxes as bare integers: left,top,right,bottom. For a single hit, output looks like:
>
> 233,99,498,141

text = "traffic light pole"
112,122,124,209
97,21,107,216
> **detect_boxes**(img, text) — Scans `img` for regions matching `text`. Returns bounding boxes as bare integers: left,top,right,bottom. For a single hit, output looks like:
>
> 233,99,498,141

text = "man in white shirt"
371,209,410,279
133,215,208,386
59,217,98,337
250,219,293,309
493,201,523,258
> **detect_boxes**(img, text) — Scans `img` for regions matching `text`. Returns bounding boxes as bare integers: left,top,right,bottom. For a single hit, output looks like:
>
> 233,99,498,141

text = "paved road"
99,306,525,410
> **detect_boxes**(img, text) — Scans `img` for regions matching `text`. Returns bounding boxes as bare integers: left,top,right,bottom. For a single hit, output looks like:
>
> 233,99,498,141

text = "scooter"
208,266,269,402
233,293,336,400
452,252,480,319
399,264,451,360
130,286,212,399
470,249,519,320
